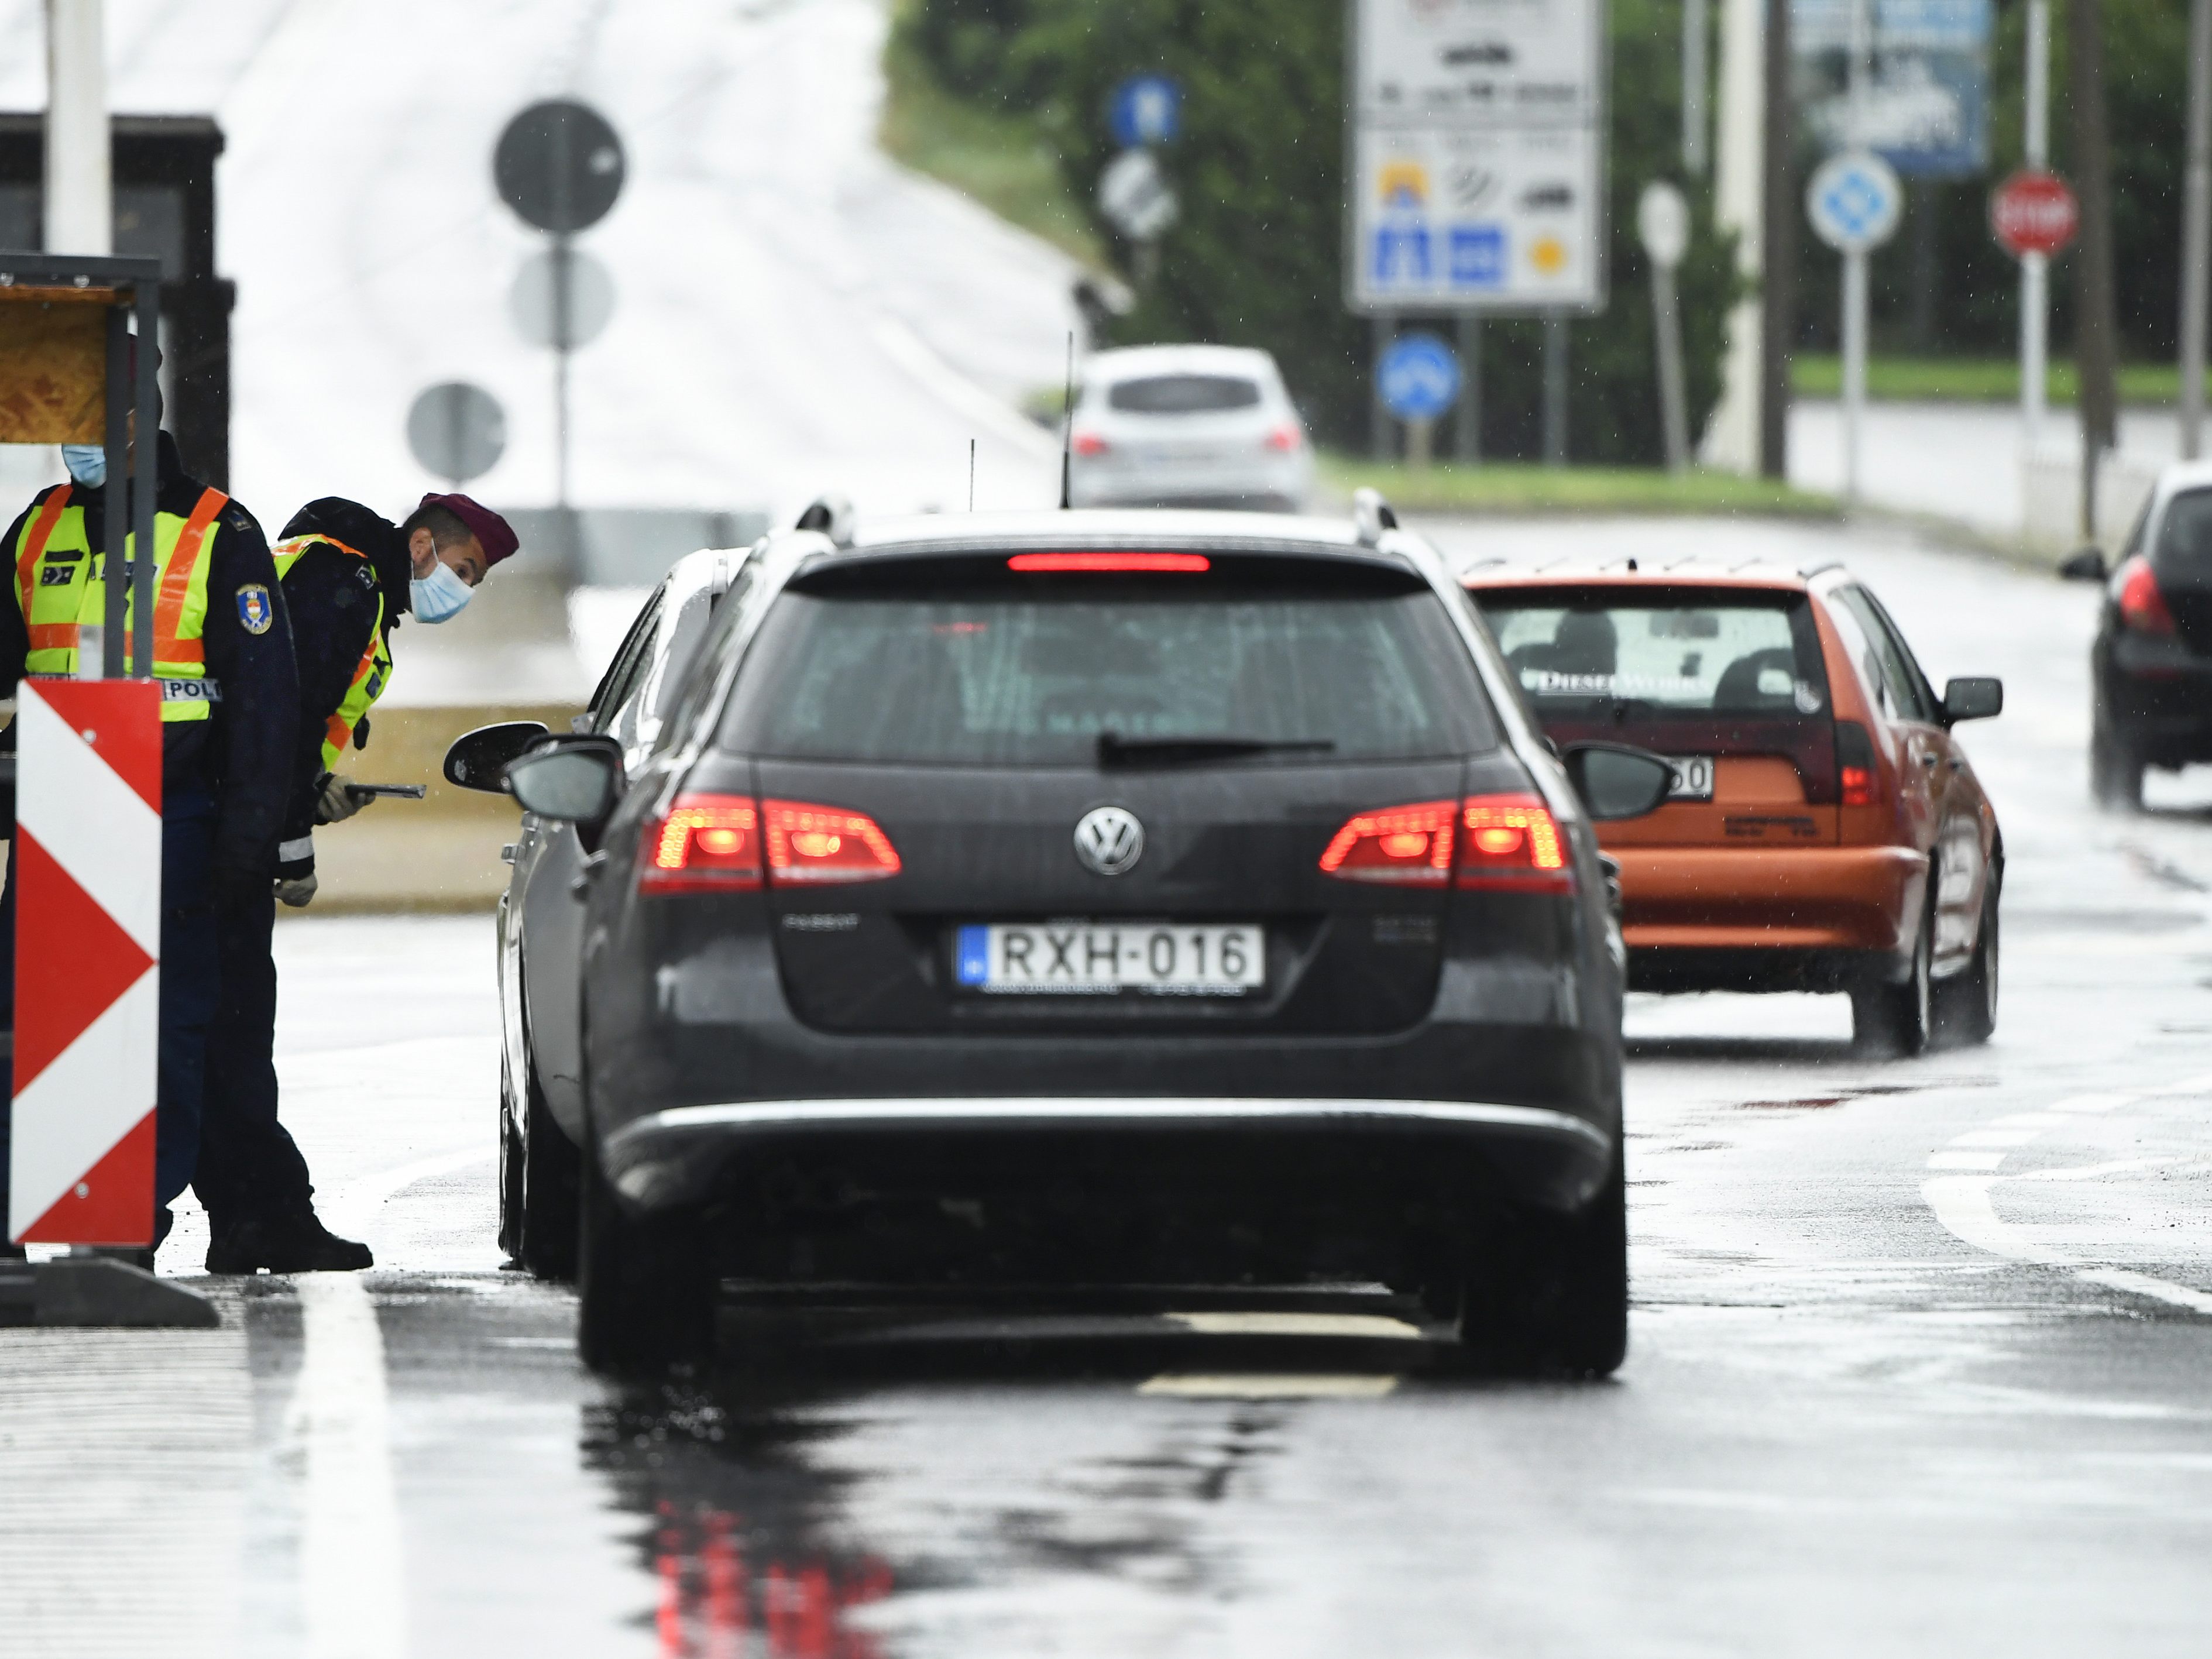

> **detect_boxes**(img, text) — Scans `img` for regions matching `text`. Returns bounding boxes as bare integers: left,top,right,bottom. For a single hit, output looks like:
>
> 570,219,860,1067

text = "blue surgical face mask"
60,445,107,488
410,558,473,624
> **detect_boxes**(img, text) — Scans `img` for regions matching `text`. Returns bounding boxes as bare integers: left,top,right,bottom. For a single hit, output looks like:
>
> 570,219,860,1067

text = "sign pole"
2181,0,2211,461
2022,0,2050,454
1842,248,1868,501
1456,315,1482,465
1371,314,1394,460
1683,0,1709,176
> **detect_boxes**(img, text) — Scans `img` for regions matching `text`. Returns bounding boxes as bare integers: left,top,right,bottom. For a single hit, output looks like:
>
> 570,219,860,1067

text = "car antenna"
969,438,977,511
1058,331,1074,510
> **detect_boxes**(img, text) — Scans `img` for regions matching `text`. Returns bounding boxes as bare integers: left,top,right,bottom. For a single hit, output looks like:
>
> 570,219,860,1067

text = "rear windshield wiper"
1097,732,1337,768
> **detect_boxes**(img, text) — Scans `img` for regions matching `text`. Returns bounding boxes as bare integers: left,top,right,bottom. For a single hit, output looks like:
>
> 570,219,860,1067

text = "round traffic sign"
1108,74,1181,147
1098,149,1179,242
494,100,626,235
1990,169,2079,258
509,248,616,350
406,382,506,485
1637,181,1691,270
1377,332,1461,421
1805,151,1904,253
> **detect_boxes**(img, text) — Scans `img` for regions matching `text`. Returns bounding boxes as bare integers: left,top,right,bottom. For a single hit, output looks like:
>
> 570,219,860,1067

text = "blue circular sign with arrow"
1377,333,1462,421
1108,74,1182,148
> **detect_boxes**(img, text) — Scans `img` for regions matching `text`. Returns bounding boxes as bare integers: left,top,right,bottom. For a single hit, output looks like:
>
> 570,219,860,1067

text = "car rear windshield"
723,561,1496,766
1475,587,1830,719
1105,374,1263,414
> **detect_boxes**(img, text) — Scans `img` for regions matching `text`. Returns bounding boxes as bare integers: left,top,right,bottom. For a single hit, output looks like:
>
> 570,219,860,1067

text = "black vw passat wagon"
460,500,1672,1376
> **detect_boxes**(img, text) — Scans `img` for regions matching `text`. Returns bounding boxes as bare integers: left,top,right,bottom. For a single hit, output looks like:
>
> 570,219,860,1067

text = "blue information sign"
1108,74,1181,148
1377,333,1462,421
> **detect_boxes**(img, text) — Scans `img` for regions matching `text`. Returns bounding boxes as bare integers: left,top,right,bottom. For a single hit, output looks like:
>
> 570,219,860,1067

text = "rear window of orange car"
1473,587,1830,720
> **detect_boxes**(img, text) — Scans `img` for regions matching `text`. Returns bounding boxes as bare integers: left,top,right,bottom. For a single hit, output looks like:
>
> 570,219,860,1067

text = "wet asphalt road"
9,516,2212,1657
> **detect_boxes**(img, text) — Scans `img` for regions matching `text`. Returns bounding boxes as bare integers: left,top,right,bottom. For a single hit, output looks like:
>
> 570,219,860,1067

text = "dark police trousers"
0,788,221,1238
191,877,313,1225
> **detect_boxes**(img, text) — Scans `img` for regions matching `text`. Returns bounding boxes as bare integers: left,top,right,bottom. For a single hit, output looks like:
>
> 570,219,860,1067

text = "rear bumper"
1615,844,1925,954
602,1095,1613,1218
2100,637,2212,760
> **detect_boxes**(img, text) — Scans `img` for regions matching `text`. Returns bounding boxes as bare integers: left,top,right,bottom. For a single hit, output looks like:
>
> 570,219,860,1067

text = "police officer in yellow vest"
0,415,298,1265
190,492,517,1273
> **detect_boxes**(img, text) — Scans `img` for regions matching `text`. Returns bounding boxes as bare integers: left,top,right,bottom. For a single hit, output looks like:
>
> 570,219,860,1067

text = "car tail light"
1318,801,1458,885
761,800,902,883
1457,794,1572,891
1319,796,1572,891
1070,431,1110,457
641,792,761,890
1263,423,1303,452
1836,720,1877,807
1007,552,1210,573
2117,556,2178,636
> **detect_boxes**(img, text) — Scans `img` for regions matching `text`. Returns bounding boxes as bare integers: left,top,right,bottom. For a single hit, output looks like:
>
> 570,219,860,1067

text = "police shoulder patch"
236,582,273,634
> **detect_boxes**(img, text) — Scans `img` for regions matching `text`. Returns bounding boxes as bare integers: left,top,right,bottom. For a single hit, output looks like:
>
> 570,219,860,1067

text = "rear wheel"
576,1111,711,1376
1853,897,1932,1058
506,1057,579,1283
1453,1142,1627,1378
1936,884,2000,1047
2091,723,2145,810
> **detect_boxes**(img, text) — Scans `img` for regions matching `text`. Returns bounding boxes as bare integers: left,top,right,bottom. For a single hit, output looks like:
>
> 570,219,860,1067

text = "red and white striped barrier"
7,679,162,1246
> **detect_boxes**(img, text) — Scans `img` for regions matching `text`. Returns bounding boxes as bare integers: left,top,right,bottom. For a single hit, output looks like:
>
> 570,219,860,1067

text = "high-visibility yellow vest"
11,483,228,722
272,533,393,770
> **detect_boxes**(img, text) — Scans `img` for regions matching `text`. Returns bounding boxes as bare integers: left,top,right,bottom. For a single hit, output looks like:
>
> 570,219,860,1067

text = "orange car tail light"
1836,721,1878,807
1457,794,1572,891
2117,556,2177,637
641,792,761,890
761,800,902,884
1318,801,1458,885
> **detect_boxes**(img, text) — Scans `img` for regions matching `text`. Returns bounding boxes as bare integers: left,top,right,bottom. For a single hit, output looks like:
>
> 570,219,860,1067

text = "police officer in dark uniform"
191,491,517,1273
0,409,297,1264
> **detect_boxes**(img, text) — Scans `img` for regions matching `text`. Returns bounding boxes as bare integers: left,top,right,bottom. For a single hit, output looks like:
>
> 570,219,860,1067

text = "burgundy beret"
418,492,519,567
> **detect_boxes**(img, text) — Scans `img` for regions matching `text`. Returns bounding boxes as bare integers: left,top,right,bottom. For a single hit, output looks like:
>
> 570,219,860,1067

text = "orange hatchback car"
1465,560,2004,1055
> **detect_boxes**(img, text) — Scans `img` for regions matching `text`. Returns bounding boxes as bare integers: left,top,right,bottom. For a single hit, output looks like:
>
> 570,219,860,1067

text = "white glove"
317,773,366,825
275,873,319,909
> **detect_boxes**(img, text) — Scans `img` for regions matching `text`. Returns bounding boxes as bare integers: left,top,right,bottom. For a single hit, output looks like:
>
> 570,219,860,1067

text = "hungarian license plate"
1665,755,1715,800
955,922,1265,995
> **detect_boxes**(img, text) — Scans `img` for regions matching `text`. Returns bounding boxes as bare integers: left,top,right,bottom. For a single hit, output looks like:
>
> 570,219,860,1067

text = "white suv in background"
1066,344,1313,512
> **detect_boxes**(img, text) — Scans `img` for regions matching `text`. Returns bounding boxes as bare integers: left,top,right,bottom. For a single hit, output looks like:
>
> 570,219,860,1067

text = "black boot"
205,1210,373,1275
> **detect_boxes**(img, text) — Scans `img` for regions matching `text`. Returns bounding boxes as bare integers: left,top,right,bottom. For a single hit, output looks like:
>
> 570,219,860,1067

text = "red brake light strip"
1007,552,1210,573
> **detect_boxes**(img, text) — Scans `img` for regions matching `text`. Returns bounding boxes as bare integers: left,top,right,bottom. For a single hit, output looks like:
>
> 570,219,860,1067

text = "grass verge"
1320,456,1839,518
1791,353,2208,406
877,8,1103,269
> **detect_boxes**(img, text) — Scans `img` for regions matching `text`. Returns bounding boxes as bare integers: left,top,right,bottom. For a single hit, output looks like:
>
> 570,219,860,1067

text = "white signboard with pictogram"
1347,0,1608,314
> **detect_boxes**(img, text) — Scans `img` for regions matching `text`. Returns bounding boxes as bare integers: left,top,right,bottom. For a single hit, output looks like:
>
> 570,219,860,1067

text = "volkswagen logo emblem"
1073,806,1145,876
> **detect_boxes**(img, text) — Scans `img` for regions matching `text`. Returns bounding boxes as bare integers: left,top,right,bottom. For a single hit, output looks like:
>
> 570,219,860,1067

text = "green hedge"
897,0,1743,462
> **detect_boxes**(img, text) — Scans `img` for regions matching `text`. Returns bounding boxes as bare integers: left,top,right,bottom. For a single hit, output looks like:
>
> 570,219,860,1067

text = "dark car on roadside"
444,543,761,1280
2063,463,2212,809
446,495,1677,1379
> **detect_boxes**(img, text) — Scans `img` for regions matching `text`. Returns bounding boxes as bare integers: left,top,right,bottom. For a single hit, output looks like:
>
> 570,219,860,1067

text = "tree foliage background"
900,0,1743,462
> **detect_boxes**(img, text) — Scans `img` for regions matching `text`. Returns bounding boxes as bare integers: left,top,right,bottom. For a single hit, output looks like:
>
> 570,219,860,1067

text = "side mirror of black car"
1561,743,1677,822
444,721,551,793
2058,547,2108,582
1942,676,2004,723
505,737,624,834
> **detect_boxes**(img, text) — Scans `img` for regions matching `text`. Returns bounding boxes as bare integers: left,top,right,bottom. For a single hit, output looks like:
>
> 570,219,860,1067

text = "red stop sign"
1990,169,2079,257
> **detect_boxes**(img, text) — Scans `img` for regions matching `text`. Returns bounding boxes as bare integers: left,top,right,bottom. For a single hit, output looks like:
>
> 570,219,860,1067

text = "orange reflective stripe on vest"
16,486,73,643
150,489,229,669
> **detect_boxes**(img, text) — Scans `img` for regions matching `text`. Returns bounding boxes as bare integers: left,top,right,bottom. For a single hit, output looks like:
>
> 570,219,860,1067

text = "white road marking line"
1165,1311,1424,1340
1927,1150,2010,1170
1923,1176,2212,1318
2045,1091,2140,1115
2014,1158,2161,1182
1989,1112,2077,1128
1950,1128,2045,1148
1139,1374,1400,1399
2143,1071,2212,1096
289,1276,406,1659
